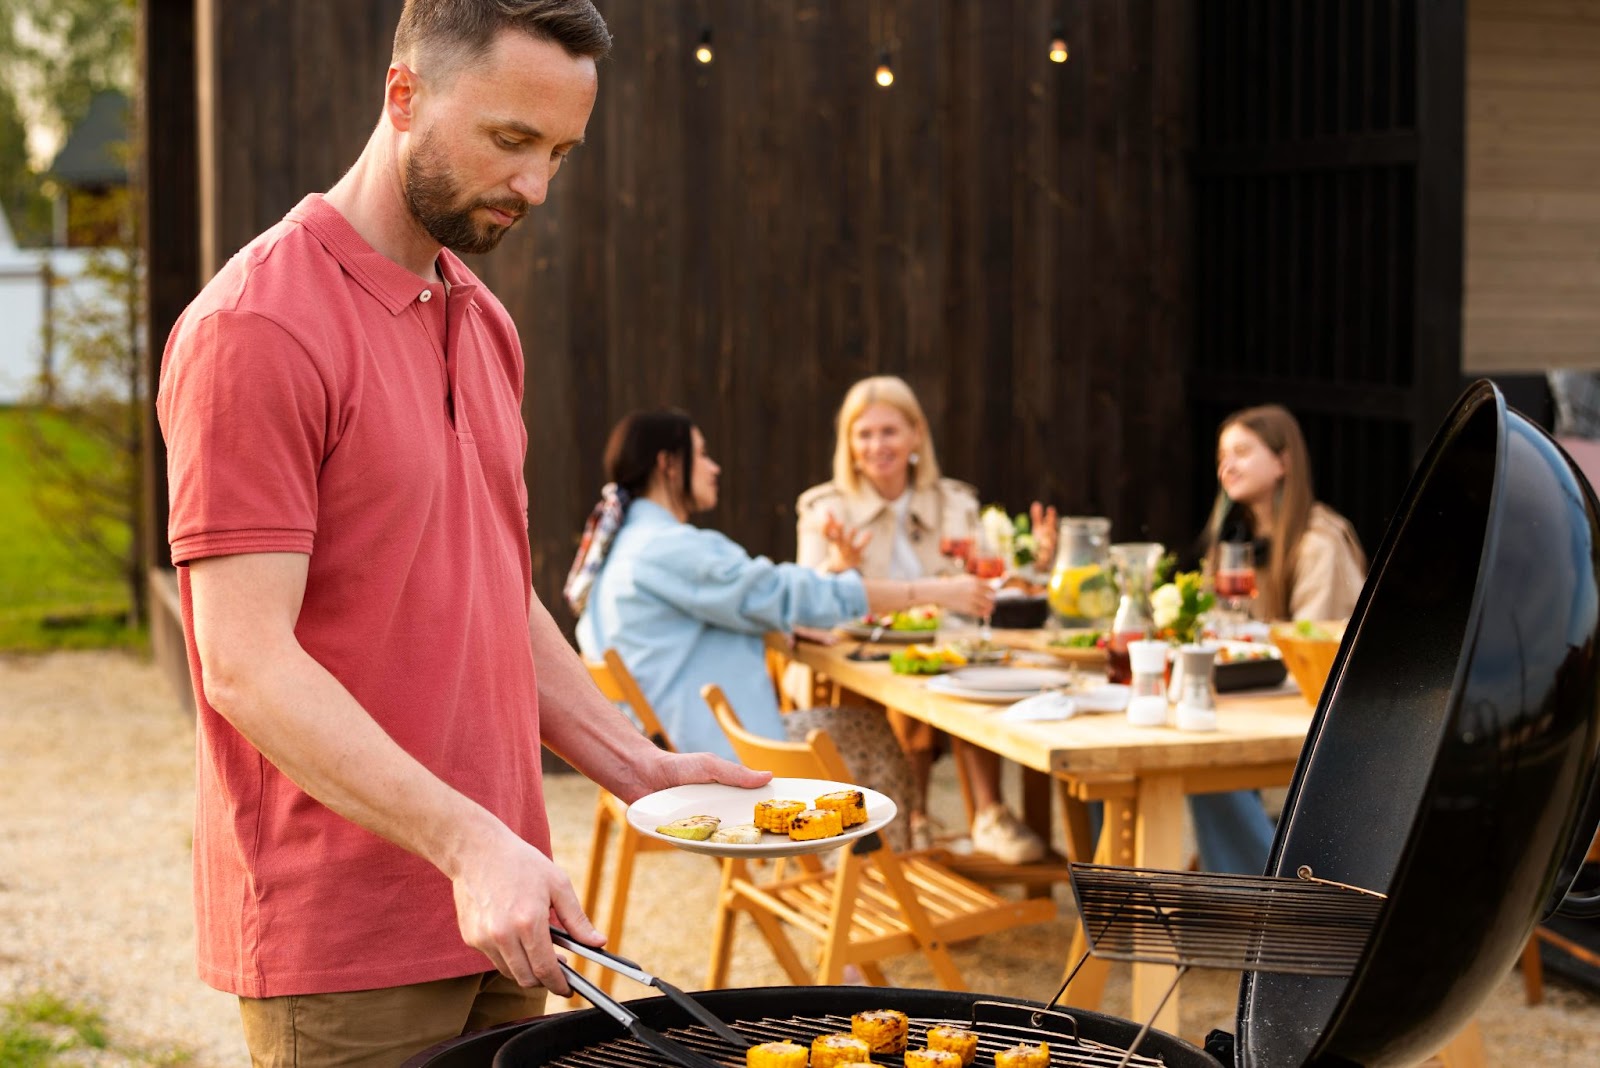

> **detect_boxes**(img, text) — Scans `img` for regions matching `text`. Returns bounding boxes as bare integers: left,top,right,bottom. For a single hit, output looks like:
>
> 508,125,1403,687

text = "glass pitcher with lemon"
1047,516,1115,626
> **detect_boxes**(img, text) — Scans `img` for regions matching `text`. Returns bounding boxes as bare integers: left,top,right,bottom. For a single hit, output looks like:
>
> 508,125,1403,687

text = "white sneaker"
970,804,1047,864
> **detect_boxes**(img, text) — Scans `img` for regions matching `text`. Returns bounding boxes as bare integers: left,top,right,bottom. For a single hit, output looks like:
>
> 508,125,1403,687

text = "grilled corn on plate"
754,799,807,833
816,789,868,828
787,807,844,841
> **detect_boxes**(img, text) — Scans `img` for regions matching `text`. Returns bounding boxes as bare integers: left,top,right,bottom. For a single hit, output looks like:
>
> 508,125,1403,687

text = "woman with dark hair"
1203,404,1367,622
568,410,993,842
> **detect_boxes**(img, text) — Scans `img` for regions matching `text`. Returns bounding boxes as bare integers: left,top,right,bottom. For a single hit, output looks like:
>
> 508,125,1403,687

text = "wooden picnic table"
784,633,1316,1035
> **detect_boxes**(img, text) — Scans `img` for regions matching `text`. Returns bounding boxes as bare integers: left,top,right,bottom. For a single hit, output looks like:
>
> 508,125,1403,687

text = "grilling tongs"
550,926,750,1068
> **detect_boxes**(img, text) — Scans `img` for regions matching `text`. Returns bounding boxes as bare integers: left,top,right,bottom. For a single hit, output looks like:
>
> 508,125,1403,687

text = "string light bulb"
874,49,894,88
694,28,713,65
1049,20,1069,63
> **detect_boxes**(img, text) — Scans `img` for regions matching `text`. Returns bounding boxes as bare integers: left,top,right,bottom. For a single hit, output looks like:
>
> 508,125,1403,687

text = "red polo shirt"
157,194,548,998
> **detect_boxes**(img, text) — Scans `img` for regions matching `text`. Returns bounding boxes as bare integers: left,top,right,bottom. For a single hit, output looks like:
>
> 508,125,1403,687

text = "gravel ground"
4,650,1600,1065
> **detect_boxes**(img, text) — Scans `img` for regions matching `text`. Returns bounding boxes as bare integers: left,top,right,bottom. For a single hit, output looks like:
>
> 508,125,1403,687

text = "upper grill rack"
541,1011,1168,1068
1069,863,1386,976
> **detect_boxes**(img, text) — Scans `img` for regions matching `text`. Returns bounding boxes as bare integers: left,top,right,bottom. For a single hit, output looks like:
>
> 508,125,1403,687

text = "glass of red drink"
1216,541,1257,635
939,535,975,575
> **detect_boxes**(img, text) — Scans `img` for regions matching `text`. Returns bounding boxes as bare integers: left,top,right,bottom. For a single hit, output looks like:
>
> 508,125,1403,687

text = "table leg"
1130,773,1186,1034
1059,797,1136,1009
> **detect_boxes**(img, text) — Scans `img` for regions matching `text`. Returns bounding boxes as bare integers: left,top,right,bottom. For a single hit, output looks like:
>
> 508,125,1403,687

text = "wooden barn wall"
1464,0,1600,373
180,0,1193,632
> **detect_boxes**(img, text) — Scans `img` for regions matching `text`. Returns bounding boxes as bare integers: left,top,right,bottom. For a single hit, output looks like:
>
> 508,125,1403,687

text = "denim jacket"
575,500,868,759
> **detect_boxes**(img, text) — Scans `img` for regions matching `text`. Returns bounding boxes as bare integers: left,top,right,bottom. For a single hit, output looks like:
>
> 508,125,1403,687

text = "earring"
909,451,920,466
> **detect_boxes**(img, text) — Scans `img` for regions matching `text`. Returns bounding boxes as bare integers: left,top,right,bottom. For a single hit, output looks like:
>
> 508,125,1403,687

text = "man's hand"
449,820,602,994
617,750,772,805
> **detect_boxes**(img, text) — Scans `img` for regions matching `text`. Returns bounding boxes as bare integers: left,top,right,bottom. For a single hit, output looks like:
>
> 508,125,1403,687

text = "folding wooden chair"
1520,828,1600,1005
701,683,1057,989
577,649,684,995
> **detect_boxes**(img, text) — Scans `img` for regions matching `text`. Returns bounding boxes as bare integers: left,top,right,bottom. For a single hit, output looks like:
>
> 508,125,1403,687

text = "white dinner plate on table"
627,777,897,859
945,665,1077,692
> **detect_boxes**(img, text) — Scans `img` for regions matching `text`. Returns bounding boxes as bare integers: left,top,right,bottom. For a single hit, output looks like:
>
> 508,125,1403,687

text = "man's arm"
528,590,771,802
190,552,596,993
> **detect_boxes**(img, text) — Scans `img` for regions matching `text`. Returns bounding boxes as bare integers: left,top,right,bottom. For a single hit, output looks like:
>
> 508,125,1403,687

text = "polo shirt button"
419,289,433,303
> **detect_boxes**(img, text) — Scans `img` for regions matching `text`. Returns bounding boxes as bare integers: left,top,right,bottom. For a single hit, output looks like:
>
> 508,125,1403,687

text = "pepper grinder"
1125,639,1170,727
1174,644,1219,732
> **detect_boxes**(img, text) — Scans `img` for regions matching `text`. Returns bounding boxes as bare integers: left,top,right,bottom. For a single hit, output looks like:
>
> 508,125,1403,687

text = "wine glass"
1215,541,1257,637
967,537,1007,641
938,535,975,577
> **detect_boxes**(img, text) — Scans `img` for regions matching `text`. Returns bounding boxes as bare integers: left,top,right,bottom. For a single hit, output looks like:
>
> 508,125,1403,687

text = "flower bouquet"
1150,570,1214,645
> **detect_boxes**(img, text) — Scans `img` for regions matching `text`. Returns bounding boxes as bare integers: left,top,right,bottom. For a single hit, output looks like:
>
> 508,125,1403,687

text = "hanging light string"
695,27,713,65
1049,18,1069,63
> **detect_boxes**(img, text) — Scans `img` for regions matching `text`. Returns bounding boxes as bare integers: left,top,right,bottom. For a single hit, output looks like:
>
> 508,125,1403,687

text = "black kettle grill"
406,381,1600,1068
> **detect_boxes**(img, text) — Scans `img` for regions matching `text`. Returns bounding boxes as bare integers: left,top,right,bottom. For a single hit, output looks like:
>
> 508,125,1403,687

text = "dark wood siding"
1189,0,1464,553
166,0,1195,631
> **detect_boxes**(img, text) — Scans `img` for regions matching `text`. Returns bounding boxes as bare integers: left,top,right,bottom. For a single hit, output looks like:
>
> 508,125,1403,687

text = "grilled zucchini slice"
655,815,720,841
709,823,763,845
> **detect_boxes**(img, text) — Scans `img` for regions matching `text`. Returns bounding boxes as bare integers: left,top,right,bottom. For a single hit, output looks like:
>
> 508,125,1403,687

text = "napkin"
1000,692,1079,722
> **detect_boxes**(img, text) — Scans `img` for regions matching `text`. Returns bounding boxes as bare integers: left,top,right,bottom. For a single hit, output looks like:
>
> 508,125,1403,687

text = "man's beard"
402,130,527,255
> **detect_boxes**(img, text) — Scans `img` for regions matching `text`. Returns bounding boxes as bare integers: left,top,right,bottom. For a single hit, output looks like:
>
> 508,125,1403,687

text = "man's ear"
384,62,420,132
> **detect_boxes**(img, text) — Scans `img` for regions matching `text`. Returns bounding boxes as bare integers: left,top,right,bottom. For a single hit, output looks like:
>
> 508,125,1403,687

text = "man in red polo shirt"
156,2,768,1063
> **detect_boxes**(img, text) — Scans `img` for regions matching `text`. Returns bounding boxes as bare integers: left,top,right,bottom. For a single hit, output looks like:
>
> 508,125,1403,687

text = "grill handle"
551,928,751,1048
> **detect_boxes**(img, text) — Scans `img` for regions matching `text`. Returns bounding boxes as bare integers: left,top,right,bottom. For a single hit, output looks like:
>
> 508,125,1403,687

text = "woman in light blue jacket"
569,410,992,845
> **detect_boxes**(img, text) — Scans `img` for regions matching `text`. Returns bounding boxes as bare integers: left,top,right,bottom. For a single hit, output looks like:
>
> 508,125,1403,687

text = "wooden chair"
1520,828,1600,1005
701,683,1057,989
577,649,684,995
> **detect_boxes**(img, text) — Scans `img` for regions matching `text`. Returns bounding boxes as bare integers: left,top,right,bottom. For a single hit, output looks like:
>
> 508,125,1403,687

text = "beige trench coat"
795,477,981,576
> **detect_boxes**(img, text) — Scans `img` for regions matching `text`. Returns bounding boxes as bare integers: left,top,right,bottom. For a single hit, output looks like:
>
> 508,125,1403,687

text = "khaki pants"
239,971,547,1068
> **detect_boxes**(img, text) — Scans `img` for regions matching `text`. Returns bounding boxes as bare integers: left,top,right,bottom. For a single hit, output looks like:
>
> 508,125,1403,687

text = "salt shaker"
1125,639,1170,727
1174,644,1219,731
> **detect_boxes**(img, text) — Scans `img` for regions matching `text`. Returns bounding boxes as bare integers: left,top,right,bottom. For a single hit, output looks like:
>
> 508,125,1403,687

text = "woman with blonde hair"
1205,404,1366,622
795,375,1055,863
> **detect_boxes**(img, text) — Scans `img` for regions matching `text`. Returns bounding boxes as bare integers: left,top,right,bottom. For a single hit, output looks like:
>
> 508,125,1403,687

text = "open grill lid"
1231,381,1600,1065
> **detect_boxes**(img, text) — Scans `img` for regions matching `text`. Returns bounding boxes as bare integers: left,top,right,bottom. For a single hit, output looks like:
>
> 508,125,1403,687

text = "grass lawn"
0,407,145,652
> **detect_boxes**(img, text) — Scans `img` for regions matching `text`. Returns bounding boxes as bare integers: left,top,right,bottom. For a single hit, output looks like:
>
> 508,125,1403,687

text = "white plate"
836,621,940,643
925,677,1032,703
945,665,1078,692
626,777,897,859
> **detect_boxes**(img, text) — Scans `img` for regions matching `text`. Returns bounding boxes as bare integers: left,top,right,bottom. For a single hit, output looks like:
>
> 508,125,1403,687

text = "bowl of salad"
1269,620,1346,705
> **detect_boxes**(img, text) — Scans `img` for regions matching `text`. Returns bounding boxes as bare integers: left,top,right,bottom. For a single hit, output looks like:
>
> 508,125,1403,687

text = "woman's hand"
1031,502,1060,569
924,574,997,618
822,511,872,573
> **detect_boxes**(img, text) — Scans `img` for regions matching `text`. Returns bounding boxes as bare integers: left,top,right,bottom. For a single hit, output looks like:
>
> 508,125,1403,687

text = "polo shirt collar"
287,194,478,315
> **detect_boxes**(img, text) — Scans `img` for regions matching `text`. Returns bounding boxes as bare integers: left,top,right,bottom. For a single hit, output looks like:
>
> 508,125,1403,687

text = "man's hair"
394,0,611,77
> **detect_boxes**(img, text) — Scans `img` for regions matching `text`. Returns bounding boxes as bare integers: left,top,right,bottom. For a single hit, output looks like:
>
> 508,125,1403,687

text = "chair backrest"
702,683,853,782
586,649,676,752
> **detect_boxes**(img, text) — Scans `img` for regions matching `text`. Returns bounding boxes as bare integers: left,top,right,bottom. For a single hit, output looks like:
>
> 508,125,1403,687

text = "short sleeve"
158,310,330,565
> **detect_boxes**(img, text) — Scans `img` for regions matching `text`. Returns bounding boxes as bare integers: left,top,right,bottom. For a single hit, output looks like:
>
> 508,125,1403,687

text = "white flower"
1151,583,1182,629
980,506,1013,559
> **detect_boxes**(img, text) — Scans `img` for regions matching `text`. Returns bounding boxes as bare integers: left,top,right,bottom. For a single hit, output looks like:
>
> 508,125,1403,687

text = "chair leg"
873,850,964,989
857,962,889,985
1435,1019,1487,1068
576,796,614,982
707,858,740,989
819,851,867,984
1521,932,1545,1005
598,825,642,995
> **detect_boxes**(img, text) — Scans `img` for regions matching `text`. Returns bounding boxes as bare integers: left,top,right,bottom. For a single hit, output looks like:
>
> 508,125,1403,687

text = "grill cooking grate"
543,1011,1167,1068
1069,863,1386,976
